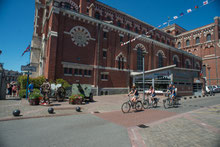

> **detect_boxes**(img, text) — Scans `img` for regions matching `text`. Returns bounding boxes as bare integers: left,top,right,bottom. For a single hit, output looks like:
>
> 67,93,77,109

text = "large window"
117,20,121,27
118,55,124,70
185,60,190,68
137,48,143,71
126,24,130,30
196,37,200,44
158,53,163,68
177,42,181,48
95,12,100,20
186,40,190,46
206,34,211,41
173,57,178,67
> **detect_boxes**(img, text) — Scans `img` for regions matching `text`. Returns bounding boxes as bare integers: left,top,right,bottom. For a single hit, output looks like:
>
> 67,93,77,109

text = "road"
0,94,219,147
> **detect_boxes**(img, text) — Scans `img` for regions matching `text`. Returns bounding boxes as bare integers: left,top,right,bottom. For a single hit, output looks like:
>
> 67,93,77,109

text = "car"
212,85,220,93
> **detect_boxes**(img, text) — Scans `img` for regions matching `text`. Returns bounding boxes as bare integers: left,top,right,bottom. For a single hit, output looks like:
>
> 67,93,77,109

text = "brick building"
163,17,220,86
31,0,203,95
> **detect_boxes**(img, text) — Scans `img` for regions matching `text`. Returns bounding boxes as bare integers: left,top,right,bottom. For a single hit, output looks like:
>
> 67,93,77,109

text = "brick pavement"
133,104,220,147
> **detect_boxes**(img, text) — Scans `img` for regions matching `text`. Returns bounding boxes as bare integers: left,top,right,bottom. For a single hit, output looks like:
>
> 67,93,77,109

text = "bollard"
13,109,20,117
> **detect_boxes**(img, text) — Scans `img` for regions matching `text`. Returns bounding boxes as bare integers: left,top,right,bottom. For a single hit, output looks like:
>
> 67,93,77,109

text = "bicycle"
142,94,159,109
163,93,178,109
121,95,143,113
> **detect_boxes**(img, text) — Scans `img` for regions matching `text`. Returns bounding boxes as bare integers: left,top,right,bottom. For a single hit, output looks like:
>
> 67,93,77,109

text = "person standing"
12,85,17,97
28,82,34,95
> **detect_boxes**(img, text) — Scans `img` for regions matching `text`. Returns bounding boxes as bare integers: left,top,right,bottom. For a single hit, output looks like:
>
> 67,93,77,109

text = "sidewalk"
0,93,217,121
0,94,130,121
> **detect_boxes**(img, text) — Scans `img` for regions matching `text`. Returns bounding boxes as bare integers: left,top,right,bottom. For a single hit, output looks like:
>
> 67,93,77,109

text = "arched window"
126,24,130,30
196,37,200,44
135,27,139,33
173,57,178,67
185,60,190,68
195,62,200,70
186,40,190,46
137,48,143,71
177,42,181,48
117,55,124,70
117,20,121,27
106,16,111,21
158,53,163,68
206,34,211,41
95,12,100,20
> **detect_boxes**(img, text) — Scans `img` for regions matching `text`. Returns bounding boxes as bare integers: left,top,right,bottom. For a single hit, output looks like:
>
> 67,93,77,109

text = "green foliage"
17,76,46,90
17,75,27,90
29,92,42,100
33,88,41,94
19,89,27,98
32,76,46,89
56,79,71,89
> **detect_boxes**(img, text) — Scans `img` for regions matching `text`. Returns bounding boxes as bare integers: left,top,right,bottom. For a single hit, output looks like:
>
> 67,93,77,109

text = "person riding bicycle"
171,85,177,100
148,86,156,102
128,85,139,103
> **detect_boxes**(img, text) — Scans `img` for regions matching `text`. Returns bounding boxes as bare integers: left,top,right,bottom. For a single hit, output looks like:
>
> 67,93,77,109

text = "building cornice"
176,23,215,38
53,7,201,60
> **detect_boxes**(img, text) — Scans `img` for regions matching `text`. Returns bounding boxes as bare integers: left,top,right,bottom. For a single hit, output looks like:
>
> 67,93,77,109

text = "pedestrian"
28,82,34,95
12,85,17,97
9,84,13,96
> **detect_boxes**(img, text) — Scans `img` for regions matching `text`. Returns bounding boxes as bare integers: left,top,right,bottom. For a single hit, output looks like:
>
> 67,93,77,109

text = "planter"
69,98,83,105
29,99,40,105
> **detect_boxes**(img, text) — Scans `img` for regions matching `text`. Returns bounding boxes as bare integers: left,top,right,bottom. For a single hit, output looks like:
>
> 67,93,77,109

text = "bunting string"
121,0,215,47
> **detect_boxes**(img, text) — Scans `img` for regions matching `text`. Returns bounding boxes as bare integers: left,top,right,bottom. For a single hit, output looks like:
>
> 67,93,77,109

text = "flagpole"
26,43,31,100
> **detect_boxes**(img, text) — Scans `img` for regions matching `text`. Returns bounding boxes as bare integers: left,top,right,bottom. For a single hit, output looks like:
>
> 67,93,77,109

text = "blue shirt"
28,84,34,92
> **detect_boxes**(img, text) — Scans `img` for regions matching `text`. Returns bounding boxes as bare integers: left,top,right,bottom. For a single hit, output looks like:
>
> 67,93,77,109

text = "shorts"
134,95,139,99
151,93,156,97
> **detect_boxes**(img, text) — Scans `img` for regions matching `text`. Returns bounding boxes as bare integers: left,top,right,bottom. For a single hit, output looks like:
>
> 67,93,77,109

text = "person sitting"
148,86,156,102
128,86,139,103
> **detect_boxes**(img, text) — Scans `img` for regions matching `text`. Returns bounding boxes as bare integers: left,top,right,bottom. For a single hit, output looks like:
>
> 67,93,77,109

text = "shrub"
18,76,46,90
56,79,71,89
29,92,42,100
19,89,27,98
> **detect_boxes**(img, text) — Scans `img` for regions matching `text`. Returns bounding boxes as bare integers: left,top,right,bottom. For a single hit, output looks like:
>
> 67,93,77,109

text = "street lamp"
142,51,147,100
207,65,211,86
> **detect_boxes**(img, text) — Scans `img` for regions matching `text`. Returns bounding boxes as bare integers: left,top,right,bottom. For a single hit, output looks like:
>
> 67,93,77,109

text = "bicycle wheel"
135,101,143,111
142,100,149,109
163,99,169,109
121,102,131,113
152,100,158,108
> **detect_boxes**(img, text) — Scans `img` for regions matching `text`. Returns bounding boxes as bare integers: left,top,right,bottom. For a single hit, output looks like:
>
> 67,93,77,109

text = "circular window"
70,26,91,47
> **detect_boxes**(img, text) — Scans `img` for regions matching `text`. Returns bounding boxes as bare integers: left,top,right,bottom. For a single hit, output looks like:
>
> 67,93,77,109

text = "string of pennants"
121,0,215,47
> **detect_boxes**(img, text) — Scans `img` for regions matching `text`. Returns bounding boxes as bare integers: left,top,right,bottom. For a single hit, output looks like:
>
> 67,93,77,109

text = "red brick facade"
31,0,203,95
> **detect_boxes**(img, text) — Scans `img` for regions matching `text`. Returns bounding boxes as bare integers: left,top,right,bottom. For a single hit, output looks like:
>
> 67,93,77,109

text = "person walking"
12,85,17,97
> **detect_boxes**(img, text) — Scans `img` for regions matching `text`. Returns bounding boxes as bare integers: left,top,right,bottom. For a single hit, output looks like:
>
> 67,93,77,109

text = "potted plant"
28,92,42,105
69,94,84,105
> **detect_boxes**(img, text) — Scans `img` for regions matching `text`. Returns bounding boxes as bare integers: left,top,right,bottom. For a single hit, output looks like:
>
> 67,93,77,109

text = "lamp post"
207,65,211,86
142,51,146,100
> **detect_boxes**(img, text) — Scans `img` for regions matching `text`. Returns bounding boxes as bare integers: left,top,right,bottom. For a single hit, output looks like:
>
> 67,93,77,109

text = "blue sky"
0,0,219,72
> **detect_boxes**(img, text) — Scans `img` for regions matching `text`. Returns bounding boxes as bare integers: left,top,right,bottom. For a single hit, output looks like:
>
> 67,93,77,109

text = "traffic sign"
21,65,36,72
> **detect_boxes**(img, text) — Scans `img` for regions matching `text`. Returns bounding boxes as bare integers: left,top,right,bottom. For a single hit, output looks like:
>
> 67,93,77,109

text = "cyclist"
171,85,177,100
148,86,156,102
128,85,139,103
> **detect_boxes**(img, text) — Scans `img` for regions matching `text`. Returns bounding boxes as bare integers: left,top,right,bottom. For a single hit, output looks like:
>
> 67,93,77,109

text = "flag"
195,5,199,9
180,12,184,16
203,0,208,5
21,44,31,56
187,9,192,13
200,70,203,77
173,16,178,19
163,22,167,25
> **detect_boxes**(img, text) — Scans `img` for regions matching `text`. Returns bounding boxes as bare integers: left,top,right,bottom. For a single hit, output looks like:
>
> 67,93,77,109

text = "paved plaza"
0,94,220,147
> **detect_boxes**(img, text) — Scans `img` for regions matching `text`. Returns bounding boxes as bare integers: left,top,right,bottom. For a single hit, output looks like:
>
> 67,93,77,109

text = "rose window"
70,26,91,47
